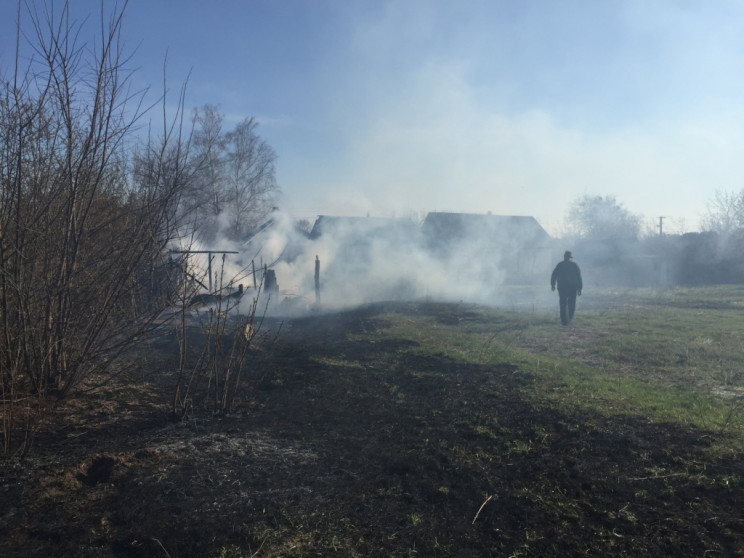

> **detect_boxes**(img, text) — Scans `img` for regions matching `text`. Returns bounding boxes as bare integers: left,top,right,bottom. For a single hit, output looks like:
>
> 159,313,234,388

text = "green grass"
377,287,744,455
11,287,744,557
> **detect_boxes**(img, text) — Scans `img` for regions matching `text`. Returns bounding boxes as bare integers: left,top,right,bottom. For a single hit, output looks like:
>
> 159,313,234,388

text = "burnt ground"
1,302,744,557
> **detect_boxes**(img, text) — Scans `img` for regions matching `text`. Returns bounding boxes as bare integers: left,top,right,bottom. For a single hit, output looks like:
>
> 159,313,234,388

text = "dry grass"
2,290,744,556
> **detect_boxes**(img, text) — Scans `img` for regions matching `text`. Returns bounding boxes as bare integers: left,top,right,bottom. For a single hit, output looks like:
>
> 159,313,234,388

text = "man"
550,251,583,325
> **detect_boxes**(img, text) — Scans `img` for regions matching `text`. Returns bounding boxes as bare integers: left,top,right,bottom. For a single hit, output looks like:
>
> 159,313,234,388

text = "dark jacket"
551,260,583,292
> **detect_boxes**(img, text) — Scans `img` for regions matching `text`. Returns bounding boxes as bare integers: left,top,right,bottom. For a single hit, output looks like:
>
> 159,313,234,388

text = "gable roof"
421,212,551,247
308,215,417,240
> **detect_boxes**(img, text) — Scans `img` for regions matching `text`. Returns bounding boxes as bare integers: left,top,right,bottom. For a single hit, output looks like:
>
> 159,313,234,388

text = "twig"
472,494,494,524
150,537,171,557
627,472,688,481
249,537,268,558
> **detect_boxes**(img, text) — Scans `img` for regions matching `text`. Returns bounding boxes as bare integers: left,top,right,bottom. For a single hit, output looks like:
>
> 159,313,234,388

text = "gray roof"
309,215,417,240
421,212,551,246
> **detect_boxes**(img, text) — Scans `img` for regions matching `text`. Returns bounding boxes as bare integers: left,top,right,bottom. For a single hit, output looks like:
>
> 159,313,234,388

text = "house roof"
421,212,552,247
309,215,417,240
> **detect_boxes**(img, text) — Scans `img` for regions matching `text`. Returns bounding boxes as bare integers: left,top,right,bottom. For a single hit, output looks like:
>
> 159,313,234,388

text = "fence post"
315,255,320,304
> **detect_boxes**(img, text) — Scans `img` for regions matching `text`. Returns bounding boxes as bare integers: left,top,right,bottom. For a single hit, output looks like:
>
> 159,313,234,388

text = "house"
308,215,417,241
420,212,553,284
308,215,419,273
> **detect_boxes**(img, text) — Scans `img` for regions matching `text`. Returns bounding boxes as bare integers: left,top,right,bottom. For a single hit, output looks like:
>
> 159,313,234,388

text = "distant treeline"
571,231,744,288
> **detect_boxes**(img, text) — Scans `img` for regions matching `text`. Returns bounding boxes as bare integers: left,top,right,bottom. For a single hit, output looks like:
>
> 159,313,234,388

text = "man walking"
551,251,583,325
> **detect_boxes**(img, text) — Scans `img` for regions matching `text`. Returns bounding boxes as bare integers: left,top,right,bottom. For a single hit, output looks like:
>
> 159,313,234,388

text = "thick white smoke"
206,211,558,316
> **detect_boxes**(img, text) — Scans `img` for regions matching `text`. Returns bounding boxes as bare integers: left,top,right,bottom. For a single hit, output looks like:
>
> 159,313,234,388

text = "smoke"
171,205,744,327
188,210,558,317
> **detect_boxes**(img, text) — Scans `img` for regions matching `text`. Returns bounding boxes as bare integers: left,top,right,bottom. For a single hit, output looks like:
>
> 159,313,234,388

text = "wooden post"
315,255,320,304
207,251,213,292
264,265,278,293
252,260,257,289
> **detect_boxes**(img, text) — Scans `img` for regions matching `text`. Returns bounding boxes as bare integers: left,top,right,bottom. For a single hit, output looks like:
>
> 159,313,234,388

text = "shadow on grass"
2,302,743,557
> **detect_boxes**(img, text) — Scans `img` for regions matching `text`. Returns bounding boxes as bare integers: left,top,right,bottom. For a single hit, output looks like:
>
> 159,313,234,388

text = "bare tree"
183,106,279,243
0,1,190,454
565,194,641,240
296,218,312,235
223,117,278,239
190,104,226,221
701,189,744,235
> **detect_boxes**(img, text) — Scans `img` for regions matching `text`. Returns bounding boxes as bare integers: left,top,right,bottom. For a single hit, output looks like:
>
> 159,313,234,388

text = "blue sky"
3,0,744,234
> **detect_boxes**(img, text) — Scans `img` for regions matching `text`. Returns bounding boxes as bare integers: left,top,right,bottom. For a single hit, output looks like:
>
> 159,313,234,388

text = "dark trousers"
558,289,578,325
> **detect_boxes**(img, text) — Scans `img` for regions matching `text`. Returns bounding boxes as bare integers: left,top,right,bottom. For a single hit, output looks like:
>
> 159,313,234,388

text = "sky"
3,0,744,235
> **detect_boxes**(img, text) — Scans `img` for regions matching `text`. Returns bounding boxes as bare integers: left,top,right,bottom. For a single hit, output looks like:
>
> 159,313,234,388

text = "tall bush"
0,2,186,454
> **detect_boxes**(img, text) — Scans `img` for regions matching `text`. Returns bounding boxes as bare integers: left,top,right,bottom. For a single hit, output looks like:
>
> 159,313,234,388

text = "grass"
379,287,744,455
6,285,744,557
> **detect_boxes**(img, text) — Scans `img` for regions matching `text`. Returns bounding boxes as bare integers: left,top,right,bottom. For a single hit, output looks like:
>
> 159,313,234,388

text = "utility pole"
658,216,665,236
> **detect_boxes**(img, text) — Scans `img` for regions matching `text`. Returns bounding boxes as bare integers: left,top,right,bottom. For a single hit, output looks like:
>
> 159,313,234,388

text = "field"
2,286,744,557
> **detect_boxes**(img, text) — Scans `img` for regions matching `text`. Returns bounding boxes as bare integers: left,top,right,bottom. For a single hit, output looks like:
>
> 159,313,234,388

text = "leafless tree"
0,0,281,454
184,106,278,243
0,0,190,454
565,194,641,240
189,105,226,231
223,117,278,239
296,218,312,235
701,189,744,235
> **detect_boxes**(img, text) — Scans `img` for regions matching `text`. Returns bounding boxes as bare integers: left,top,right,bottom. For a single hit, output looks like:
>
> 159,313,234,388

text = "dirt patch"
2,302,743,557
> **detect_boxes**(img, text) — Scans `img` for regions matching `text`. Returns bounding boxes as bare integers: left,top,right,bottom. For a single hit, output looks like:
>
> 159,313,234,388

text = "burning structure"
166,210,559,315
284,211,555,309
156,206,744,321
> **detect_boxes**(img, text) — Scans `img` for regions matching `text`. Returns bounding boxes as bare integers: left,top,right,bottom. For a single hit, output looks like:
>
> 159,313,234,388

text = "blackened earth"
1,302,742,557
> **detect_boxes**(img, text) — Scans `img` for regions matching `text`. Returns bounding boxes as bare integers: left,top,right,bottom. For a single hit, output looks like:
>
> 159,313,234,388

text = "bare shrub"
0,2,188,454
170,257,276,420
0,1,281,454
